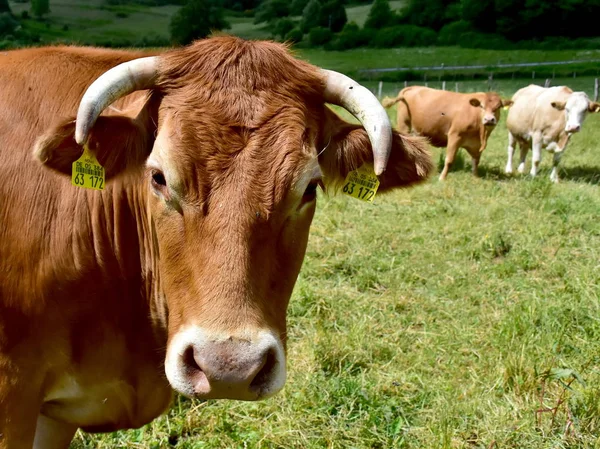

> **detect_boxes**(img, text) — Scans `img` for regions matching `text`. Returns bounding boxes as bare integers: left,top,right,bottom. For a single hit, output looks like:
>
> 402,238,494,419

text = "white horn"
320,69,392,176
75,56,159,145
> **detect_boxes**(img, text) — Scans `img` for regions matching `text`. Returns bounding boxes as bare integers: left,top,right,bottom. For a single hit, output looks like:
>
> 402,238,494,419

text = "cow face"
33,37,432,402
551,92,600,134
470,94,512,127
148,104,322,400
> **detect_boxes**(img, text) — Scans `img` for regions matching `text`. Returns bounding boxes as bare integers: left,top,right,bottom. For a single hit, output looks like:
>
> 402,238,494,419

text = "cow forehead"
566,92,590,110
484,94,502,109
149,107,319,212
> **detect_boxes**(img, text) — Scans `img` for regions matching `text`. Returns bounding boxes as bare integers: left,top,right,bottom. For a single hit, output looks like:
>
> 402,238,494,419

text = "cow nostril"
182,345,199,371
250,347,278,390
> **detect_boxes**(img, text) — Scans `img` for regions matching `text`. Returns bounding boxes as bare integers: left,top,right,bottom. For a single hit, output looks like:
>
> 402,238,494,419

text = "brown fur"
0,35,432,446
383,86,512,180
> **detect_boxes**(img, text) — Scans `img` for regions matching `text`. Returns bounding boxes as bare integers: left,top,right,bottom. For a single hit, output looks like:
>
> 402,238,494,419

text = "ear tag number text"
342,164,380,203
71,144,105,191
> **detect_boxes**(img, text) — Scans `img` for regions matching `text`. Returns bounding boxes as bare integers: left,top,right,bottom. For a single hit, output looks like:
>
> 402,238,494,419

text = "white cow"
505,84,600,182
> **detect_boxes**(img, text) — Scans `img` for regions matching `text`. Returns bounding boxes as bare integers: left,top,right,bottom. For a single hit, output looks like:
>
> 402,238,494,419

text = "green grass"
68,86,600,447
295,47,600,80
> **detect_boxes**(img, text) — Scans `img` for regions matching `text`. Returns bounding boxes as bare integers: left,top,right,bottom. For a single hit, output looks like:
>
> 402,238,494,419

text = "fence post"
378,81,383,99
487,74,493,91
455,82,458,92
532,71,535,79
595,78,599,102
404,80,408,88
544,79,551,88
442,81,446,91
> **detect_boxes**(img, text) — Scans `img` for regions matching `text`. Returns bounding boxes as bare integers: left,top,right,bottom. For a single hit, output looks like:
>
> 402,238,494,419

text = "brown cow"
383,86,512,180
0,36,432,447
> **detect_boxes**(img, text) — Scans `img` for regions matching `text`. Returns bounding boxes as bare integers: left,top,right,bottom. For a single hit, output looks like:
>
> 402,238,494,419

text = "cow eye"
303,180,321,202
151,169,167,190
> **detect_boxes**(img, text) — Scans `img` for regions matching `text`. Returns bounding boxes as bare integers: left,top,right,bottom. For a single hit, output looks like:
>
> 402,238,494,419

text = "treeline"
395,0,600,49
402,0,600,41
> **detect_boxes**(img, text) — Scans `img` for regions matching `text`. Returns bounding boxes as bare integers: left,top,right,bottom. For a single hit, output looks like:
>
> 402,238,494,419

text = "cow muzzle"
165,327,286,400
483,116,497,126
565,124,581,134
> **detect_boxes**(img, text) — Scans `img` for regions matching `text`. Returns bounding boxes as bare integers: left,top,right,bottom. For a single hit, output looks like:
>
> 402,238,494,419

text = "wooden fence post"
544,79,551,87
595,78,599,102
455,82,458,92
404,80,408,88
442,81,446,90
378,81,383,99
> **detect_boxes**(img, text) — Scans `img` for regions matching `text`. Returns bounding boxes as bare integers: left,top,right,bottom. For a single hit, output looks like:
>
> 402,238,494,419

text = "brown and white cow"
505,84,600,182
383,86,512,180
0,36,432,447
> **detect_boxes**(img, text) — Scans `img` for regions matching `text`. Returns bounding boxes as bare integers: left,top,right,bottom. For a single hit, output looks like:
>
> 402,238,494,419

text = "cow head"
33,37,431,401
551,92,600,134
469,94,513,127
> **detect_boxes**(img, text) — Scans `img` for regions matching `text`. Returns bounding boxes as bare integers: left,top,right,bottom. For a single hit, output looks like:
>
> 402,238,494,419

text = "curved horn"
320,69,392,175
75,57,159,145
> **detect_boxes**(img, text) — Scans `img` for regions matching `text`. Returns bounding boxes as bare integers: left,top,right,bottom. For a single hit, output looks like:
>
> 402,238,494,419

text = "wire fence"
365,75,600,100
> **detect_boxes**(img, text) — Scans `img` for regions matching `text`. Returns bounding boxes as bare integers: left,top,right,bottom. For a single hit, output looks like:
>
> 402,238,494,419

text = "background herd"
383,83,600,183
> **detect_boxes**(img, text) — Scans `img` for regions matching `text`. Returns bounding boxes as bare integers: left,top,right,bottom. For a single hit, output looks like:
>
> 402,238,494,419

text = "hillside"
7,0,406,44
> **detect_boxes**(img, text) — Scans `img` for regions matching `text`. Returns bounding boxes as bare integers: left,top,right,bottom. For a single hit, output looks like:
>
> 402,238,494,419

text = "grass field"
66,83,600,447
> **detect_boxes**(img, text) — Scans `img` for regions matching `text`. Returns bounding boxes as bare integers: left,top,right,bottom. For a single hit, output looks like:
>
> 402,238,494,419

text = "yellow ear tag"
342,164,380,203
503,105,510,111
71,144,105,191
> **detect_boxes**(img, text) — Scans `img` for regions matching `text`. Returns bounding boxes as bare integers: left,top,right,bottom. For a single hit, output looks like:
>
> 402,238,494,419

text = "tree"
300,0,321,32
290,0,309,16
170,0,230,45
319,0,346,32
253,0,290,25
364,0,395,29
0,0,11,14
31,0,49,18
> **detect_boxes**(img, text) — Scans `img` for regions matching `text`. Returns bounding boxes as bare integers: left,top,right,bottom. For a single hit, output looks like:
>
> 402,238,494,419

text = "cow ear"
502,99,514,107
318,108,433,193
551,101,566,110
469,98,481,107
33,94,159,180
588,101,600,113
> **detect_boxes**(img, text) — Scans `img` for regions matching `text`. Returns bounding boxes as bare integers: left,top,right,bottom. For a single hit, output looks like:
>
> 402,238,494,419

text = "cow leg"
505,132,516,174
550,151,563,183
517,142,530,174
529,137,542,177
33,415,77,449
439,134,460,181
471,155,480,176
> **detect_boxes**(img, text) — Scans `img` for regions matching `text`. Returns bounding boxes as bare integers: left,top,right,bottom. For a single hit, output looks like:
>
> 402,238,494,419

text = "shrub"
330,21,374,49
170,0,230,45
273,17,295,40
364,0,396,29
309,26,332,45
20,10,29,19
0,13,18,37
319,0,346,32
300,0,321,33
437,20,472,46
115,11,129,18
371,25,436,48
253,0,290,24
290,0,309,16
285,27,303,43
